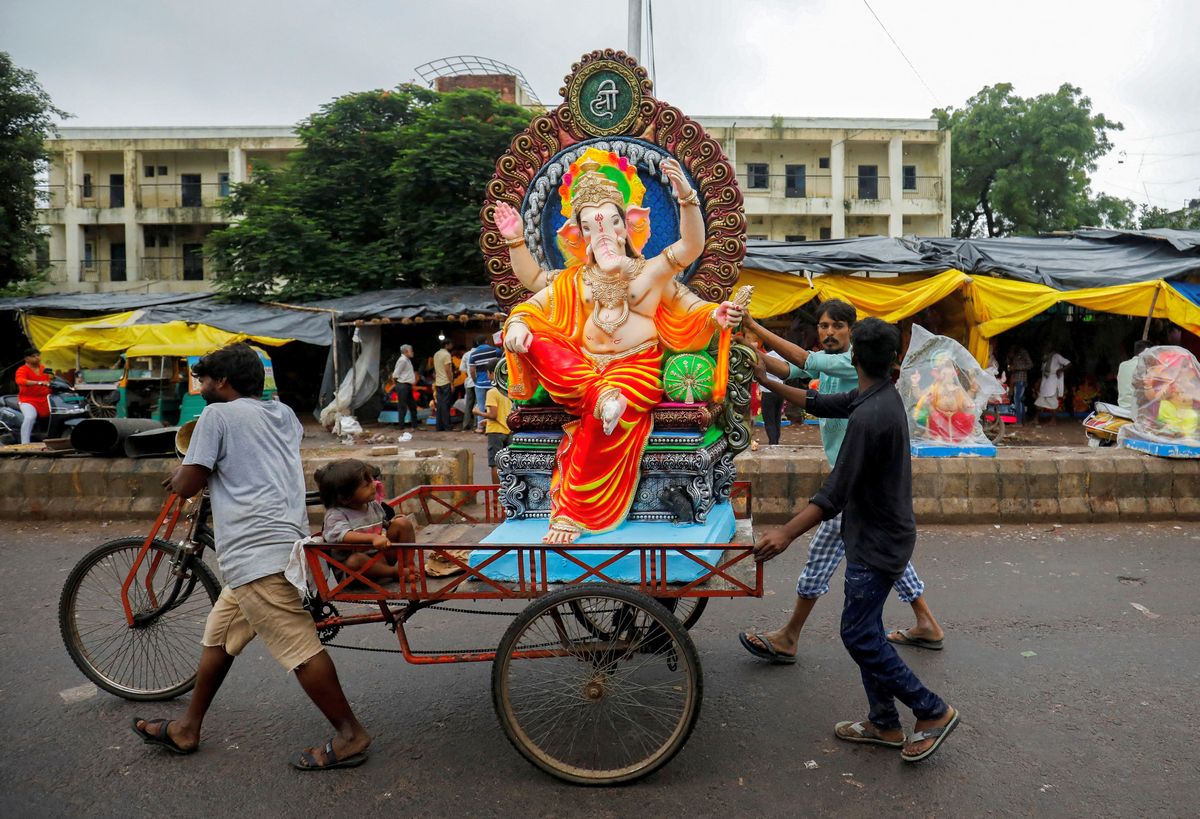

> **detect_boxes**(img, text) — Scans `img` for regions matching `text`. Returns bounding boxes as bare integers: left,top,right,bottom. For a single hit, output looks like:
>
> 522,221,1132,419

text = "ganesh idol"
493,148,743,544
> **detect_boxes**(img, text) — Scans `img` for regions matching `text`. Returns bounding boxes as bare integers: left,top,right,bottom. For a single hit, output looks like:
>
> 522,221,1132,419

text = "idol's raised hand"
494,202,524,240
661,158,693,199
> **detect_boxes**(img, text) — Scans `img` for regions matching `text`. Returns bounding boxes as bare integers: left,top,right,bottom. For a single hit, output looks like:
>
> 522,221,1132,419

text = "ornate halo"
480,49,745,311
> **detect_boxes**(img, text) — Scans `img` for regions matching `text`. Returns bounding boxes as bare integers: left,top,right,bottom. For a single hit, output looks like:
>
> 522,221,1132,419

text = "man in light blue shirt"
738,300,946,665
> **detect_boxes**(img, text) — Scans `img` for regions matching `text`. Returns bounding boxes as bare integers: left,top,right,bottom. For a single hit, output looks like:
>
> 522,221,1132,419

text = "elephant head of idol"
555,148,650,268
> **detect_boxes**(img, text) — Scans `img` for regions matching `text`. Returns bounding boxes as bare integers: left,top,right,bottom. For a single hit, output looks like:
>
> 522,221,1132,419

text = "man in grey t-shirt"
131,343,372,771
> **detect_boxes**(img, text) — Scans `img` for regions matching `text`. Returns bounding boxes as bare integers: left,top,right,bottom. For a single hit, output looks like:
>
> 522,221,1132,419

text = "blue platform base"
1120,436,1200,459
378,410,399,423
471,502,736,583
911,441,997,458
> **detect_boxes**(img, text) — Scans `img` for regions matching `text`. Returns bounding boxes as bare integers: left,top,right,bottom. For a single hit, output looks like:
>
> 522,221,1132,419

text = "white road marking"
59,683,98,704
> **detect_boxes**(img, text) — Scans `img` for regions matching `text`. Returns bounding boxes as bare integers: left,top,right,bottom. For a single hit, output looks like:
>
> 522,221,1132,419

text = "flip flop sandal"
290,739,368,771
887,627,944,651
738,630,797,665
130,717,196,755
901,710,960,763
834,720,905,748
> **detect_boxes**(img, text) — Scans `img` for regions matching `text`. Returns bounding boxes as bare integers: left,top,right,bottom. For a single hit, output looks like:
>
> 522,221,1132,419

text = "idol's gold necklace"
584,259,644,336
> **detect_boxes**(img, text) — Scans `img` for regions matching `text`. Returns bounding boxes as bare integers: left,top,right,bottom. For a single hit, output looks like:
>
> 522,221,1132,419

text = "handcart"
58,483,761,785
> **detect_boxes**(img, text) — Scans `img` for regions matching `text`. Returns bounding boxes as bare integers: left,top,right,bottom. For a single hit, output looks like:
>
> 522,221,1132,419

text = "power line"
862,0,939,106
647,0,657,89
1121,127,1200,142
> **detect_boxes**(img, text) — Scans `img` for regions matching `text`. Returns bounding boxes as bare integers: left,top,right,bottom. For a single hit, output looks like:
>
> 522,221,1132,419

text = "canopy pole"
1142,284,1161,342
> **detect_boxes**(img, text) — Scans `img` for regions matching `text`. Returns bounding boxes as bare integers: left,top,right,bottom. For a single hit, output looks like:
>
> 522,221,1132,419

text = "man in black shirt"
752,318,958,763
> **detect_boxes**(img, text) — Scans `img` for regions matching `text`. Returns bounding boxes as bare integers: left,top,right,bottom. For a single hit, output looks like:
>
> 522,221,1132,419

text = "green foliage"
0,53,68,288
935,83,1122,237
208,85,531,300
1138,194,1200,230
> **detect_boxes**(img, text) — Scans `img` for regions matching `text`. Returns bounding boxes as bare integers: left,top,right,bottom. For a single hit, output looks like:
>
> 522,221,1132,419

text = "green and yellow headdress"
556,147,651,263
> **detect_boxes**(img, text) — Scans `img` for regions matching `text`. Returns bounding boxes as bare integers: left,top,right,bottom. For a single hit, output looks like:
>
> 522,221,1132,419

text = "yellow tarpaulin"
738,266,1200,366
40,319,291,360
23,312,139,371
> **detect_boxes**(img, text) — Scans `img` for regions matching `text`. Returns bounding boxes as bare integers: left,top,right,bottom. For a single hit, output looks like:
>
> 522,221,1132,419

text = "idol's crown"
569,159,627,215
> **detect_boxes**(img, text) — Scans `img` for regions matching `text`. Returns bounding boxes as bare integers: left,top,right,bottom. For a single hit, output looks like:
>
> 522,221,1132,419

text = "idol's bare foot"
543,525,581,544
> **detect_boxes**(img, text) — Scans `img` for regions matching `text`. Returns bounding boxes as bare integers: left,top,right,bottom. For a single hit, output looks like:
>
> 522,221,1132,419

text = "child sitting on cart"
315,459,418,582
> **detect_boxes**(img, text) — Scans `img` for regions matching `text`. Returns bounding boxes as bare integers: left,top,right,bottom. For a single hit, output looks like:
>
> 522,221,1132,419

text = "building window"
159,233,170,247
784,234,806,242
818,157,830,170
903,165,917,191
181,174,202,207
784,164,806,198
157,165,168,176
84,242,94,268
857,165,879,199
747,234,769,241
183,244,205,280
819,227,831,240
145,234,156,248
82,173,93,198
218,172,230,197
746,163,769,190
144,165,155,178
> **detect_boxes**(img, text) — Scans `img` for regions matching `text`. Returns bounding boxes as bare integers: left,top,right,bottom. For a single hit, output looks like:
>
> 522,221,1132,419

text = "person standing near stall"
15,348,52,444
390,344,418,437
432,338,455,432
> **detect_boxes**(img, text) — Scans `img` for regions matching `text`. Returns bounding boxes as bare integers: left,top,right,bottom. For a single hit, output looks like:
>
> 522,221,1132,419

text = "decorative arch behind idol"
481,49,745,312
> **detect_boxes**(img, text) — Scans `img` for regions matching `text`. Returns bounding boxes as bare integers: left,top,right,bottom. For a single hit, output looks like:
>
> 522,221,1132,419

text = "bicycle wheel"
571,594,708,633
493,585,702,785
667,597,708,631
59,536,220,701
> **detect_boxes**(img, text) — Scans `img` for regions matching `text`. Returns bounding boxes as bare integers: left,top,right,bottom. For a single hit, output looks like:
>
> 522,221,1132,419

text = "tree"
0,53,67,291
934,83,1122,237
1138,193,1200,230
208,85,531,300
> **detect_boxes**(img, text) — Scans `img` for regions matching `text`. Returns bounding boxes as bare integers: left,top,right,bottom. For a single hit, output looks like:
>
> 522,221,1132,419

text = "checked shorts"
795,513,925,603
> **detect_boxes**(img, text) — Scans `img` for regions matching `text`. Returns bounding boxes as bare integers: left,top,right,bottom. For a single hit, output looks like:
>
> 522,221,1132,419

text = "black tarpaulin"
306,286,500,322
0,292,207,312
743,236,951,275
744,230,1200,289
136,298,333,346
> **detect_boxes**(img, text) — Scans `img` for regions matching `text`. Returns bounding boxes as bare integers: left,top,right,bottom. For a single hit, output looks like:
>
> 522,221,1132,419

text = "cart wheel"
493,585,702,785
87,391,118,419
59,537,220,700
571,595,709,633
660,597,708,631
981,411,1004,444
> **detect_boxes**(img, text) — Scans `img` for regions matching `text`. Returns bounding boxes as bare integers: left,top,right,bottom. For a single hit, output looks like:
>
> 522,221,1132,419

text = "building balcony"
141,256,209,282
741,173,834,216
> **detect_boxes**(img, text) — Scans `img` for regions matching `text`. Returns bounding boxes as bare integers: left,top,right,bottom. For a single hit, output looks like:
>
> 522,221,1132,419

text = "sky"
4,0,1199,213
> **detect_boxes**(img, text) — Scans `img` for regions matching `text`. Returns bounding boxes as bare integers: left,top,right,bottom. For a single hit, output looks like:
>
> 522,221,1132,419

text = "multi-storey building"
38,127,299,292
697,116,951,242
37,115,949,293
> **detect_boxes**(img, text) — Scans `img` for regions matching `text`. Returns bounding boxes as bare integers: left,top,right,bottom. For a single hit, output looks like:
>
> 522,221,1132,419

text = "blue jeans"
461,383,477,430
1012,380,1027,424
841,562,947,731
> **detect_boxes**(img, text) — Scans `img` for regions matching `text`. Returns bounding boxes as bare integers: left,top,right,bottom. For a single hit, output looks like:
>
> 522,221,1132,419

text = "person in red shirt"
15,348,52,444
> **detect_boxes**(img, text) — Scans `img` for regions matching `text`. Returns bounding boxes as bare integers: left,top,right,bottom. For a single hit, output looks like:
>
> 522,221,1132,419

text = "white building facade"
39,127,299,293
696,116,951,241
38,117,949,294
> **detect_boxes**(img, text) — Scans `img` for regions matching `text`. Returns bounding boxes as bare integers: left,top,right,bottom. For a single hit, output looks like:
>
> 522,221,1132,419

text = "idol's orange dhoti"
505,265,730,535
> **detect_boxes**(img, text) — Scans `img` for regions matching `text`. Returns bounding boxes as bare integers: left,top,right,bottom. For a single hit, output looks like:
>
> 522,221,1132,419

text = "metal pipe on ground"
70,418,165,456
123,426,182,458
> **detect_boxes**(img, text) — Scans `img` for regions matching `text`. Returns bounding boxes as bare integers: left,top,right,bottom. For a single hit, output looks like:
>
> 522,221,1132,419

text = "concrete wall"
736,447,1200,524
0,448,473,521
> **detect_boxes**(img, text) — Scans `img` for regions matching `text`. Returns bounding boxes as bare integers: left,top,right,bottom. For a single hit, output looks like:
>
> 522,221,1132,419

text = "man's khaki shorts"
202,572,324,672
